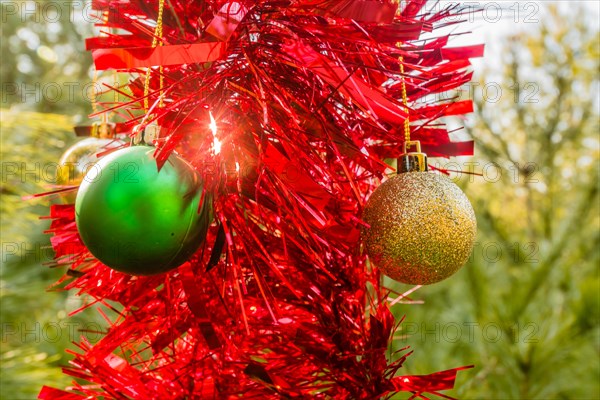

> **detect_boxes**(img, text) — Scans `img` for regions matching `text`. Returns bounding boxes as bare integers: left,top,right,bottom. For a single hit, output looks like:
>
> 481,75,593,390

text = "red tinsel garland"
41,1,481,398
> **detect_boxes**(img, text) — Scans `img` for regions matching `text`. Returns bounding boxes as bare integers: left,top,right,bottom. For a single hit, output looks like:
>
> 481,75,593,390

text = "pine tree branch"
511,167,599,319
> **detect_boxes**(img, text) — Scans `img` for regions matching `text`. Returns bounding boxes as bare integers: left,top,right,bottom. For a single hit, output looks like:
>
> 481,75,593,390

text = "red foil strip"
205,1,251,41
391,366,475,393
38,387,84,400
92,42,225,70
327,0,398,23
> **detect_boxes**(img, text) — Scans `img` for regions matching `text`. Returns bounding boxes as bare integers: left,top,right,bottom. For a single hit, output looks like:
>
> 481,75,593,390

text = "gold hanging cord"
143,0,166,112
90,10,112,138
396,1,426,172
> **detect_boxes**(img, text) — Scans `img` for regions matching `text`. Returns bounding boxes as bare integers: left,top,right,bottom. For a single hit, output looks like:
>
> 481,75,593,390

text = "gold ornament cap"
132,121,160,146
398,140,428,173
90,121,116,139
90,113,116,139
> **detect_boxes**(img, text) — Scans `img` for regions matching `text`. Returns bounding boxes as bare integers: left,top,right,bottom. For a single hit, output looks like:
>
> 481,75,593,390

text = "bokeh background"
1,1,598,399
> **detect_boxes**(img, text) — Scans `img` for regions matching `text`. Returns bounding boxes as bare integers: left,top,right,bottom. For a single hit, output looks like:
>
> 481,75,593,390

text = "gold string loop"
91,10,111,136
398,56,411,144
143,0,166,112
395,0,411,144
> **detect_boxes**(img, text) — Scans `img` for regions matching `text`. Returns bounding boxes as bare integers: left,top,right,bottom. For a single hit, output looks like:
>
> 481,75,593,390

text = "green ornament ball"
75,145,211,275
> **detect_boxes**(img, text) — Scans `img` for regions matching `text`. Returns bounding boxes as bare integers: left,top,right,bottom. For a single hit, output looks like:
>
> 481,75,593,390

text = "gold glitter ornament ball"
362,172,477,285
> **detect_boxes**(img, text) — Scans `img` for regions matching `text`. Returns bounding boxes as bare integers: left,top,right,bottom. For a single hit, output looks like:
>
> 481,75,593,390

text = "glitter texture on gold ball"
362,172,477,285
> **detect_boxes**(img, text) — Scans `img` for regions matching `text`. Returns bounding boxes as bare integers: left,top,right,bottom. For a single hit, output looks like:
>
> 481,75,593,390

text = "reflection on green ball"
75,146,211,275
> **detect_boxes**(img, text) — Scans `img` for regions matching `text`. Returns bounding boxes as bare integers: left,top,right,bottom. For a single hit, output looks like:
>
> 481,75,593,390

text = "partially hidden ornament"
362,141,477,285
56,134,122,203
75,145,211,275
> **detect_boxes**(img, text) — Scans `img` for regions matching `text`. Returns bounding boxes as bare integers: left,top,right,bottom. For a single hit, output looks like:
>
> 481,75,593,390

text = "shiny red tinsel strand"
41,1,481,398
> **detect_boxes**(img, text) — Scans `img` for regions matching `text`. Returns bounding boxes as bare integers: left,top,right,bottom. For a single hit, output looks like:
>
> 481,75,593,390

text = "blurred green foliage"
1,110,106,399
0,2,598,400
1,0,93,117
